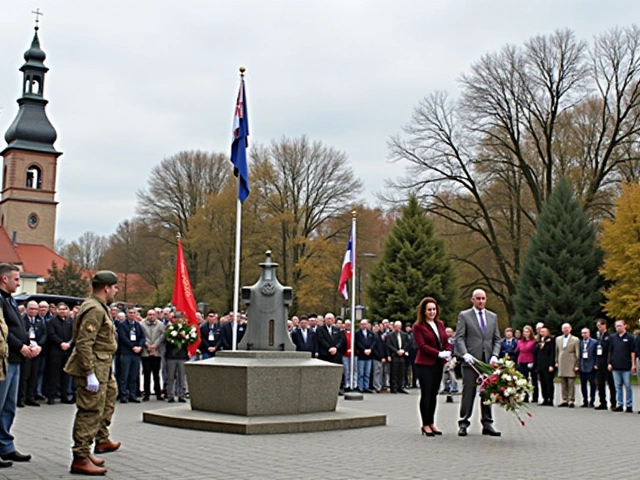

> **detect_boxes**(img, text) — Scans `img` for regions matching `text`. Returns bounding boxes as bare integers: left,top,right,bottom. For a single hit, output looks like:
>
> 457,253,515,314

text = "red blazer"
413,321,449,366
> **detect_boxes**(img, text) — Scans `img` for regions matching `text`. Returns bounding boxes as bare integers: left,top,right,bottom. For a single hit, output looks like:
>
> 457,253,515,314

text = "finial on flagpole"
239,66,246,78
176,232,182,239
351,209,357,219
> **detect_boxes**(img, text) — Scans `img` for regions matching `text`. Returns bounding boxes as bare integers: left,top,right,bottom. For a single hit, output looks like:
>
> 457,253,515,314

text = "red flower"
520,420,525,426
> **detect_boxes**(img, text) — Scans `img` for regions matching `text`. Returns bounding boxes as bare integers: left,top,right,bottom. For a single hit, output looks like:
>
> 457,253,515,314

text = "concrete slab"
143,405,387,435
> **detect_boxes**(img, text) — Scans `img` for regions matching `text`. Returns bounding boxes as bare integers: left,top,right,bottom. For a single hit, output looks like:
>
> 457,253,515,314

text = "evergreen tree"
600,182,640,322
367,196,458,324
513,178,603,334
44,262,90,298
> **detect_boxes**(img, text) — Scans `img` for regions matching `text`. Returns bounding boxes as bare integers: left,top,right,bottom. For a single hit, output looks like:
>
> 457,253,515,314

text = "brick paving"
1,385,635,480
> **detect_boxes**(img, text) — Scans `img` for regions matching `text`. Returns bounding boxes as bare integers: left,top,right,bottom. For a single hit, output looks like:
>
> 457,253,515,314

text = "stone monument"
143,252,386,434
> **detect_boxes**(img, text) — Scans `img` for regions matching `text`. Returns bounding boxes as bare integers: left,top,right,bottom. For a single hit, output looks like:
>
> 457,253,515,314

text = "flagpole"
350,210,357,390
231,66,246,352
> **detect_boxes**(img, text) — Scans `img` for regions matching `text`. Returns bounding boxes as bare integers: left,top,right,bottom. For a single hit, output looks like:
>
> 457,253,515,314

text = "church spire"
2,19,60,156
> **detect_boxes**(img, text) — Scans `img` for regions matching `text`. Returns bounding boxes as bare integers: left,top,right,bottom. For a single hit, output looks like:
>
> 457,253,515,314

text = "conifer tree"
44,262,90,298
600,182,640,322
513,178,603,334
367,196,458,324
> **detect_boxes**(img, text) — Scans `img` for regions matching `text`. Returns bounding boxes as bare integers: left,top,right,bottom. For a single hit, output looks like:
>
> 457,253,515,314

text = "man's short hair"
57,302,69,309
0,263,18,279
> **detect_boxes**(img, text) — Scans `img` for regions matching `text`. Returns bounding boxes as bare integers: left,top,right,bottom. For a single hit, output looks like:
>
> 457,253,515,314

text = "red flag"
171,237,201,357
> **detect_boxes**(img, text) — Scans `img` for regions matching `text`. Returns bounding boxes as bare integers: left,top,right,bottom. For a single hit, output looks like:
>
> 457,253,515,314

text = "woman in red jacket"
413,297,451,436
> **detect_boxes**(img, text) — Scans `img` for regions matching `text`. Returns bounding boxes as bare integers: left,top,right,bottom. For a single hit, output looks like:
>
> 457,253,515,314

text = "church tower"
0,23,61,251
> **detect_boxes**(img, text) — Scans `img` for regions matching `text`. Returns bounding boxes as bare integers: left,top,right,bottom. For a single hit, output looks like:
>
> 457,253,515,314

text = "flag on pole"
231,75,250,202
338,228,354,299
171,237,201,357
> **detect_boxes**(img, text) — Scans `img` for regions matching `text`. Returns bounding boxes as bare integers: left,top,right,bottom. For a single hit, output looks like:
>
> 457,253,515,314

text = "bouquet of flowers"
165,321,198,350
472,356,534,425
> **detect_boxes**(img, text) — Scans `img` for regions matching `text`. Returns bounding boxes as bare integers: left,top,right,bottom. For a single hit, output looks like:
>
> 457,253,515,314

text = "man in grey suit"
454,289,502,437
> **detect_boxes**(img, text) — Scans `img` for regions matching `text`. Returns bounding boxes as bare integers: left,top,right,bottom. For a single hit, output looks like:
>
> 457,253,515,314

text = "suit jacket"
413,321,448,367
371,332,388,361
454,308,501,362
579,337,598,373
316,325,344,363
199,322,221,353
116,319,146,356
46,315,73,355
220,322,247,350
535,336,555,371
355,329,375,360
291,328,317,355
386,330,409,359
22,314,47,348
555,335,580,377
1,290,29,364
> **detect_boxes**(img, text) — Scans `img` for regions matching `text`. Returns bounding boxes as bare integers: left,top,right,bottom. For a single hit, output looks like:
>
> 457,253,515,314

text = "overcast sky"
1,0,638,242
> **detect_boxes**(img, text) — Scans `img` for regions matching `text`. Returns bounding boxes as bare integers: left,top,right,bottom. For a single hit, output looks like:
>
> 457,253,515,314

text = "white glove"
527,363,534,369
463,353,475,364
438,351,452,360
86,373,100,393
489,356,498,365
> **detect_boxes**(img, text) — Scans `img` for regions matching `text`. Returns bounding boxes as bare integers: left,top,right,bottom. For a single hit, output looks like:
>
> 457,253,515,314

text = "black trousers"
595,364,616,407
390,356,406,392
19,356,41,402
459,365,493,427
538,368,555,404
517,363,538,401
580,370,596,405
46,353,71,400
415,364,443,426
142,356,162,398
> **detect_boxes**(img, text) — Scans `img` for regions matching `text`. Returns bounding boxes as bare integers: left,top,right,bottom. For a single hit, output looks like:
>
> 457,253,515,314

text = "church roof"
0,228,22,264
15,242,68,277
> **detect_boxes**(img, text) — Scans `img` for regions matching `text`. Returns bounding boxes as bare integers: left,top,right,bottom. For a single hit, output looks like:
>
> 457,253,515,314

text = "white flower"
171,330,178,337
502,374,512,382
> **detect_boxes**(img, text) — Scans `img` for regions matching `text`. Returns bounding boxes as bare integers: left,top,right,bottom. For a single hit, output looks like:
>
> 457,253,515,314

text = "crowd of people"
1,261,640,472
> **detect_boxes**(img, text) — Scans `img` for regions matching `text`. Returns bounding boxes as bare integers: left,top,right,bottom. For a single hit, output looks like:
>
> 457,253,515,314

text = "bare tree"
61,231,109,270
388,26,640,317
136,150,230,236
251,136,363,293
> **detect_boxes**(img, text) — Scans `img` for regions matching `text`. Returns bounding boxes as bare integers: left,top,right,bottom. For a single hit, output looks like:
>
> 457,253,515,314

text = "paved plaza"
2,385,635,480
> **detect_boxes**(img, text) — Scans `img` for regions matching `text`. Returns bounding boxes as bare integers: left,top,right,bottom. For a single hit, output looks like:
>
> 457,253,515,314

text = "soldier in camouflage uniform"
64,271,121,476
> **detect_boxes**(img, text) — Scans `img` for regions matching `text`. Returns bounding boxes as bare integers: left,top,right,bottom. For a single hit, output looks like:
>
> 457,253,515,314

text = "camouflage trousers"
71,372,118,457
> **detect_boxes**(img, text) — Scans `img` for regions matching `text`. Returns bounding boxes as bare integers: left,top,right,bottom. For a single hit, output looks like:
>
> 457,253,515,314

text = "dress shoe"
35,394,45,401
457,426,468,437
581,403,589,408
363,389,375,394
16,401,24,408
62,397,76,404
94,439,121,454
119,398,128,404
178,397,186,403
398,389,409,394
156,396,165,401
589,402,595,408
47,398,55,405
0,459,11,468
594,404,607,410
558,402,568,407
446,395,454,403
25,399,40,407
142,397,150,402
167,398,175,403
420,427,435,437
128,398,141,404
88,454,105,466
612,406,624,412
626,407,633,413
70,456,107,475
1,450,31,462
482,427,502,437
568,403,575,408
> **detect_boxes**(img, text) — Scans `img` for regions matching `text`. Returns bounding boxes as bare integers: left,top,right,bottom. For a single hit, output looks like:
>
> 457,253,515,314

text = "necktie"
397,333,402,349
479,311,486,335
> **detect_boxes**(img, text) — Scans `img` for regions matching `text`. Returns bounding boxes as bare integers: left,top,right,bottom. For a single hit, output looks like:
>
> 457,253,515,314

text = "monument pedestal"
143,351,386,434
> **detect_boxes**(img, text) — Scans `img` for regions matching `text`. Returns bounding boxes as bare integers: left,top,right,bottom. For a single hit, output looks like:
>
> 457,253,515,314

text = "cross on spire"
31,8,43,29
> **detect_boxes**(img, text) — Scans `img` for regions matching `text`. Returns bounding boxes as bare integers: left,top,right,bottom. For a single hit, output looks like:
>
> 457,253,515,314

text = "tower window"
26,165,42,189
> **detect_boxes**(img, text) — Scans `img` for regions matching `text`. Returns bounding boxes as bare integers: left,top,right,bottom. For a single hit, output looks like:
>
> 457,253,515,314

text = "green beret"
92,270,118,286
